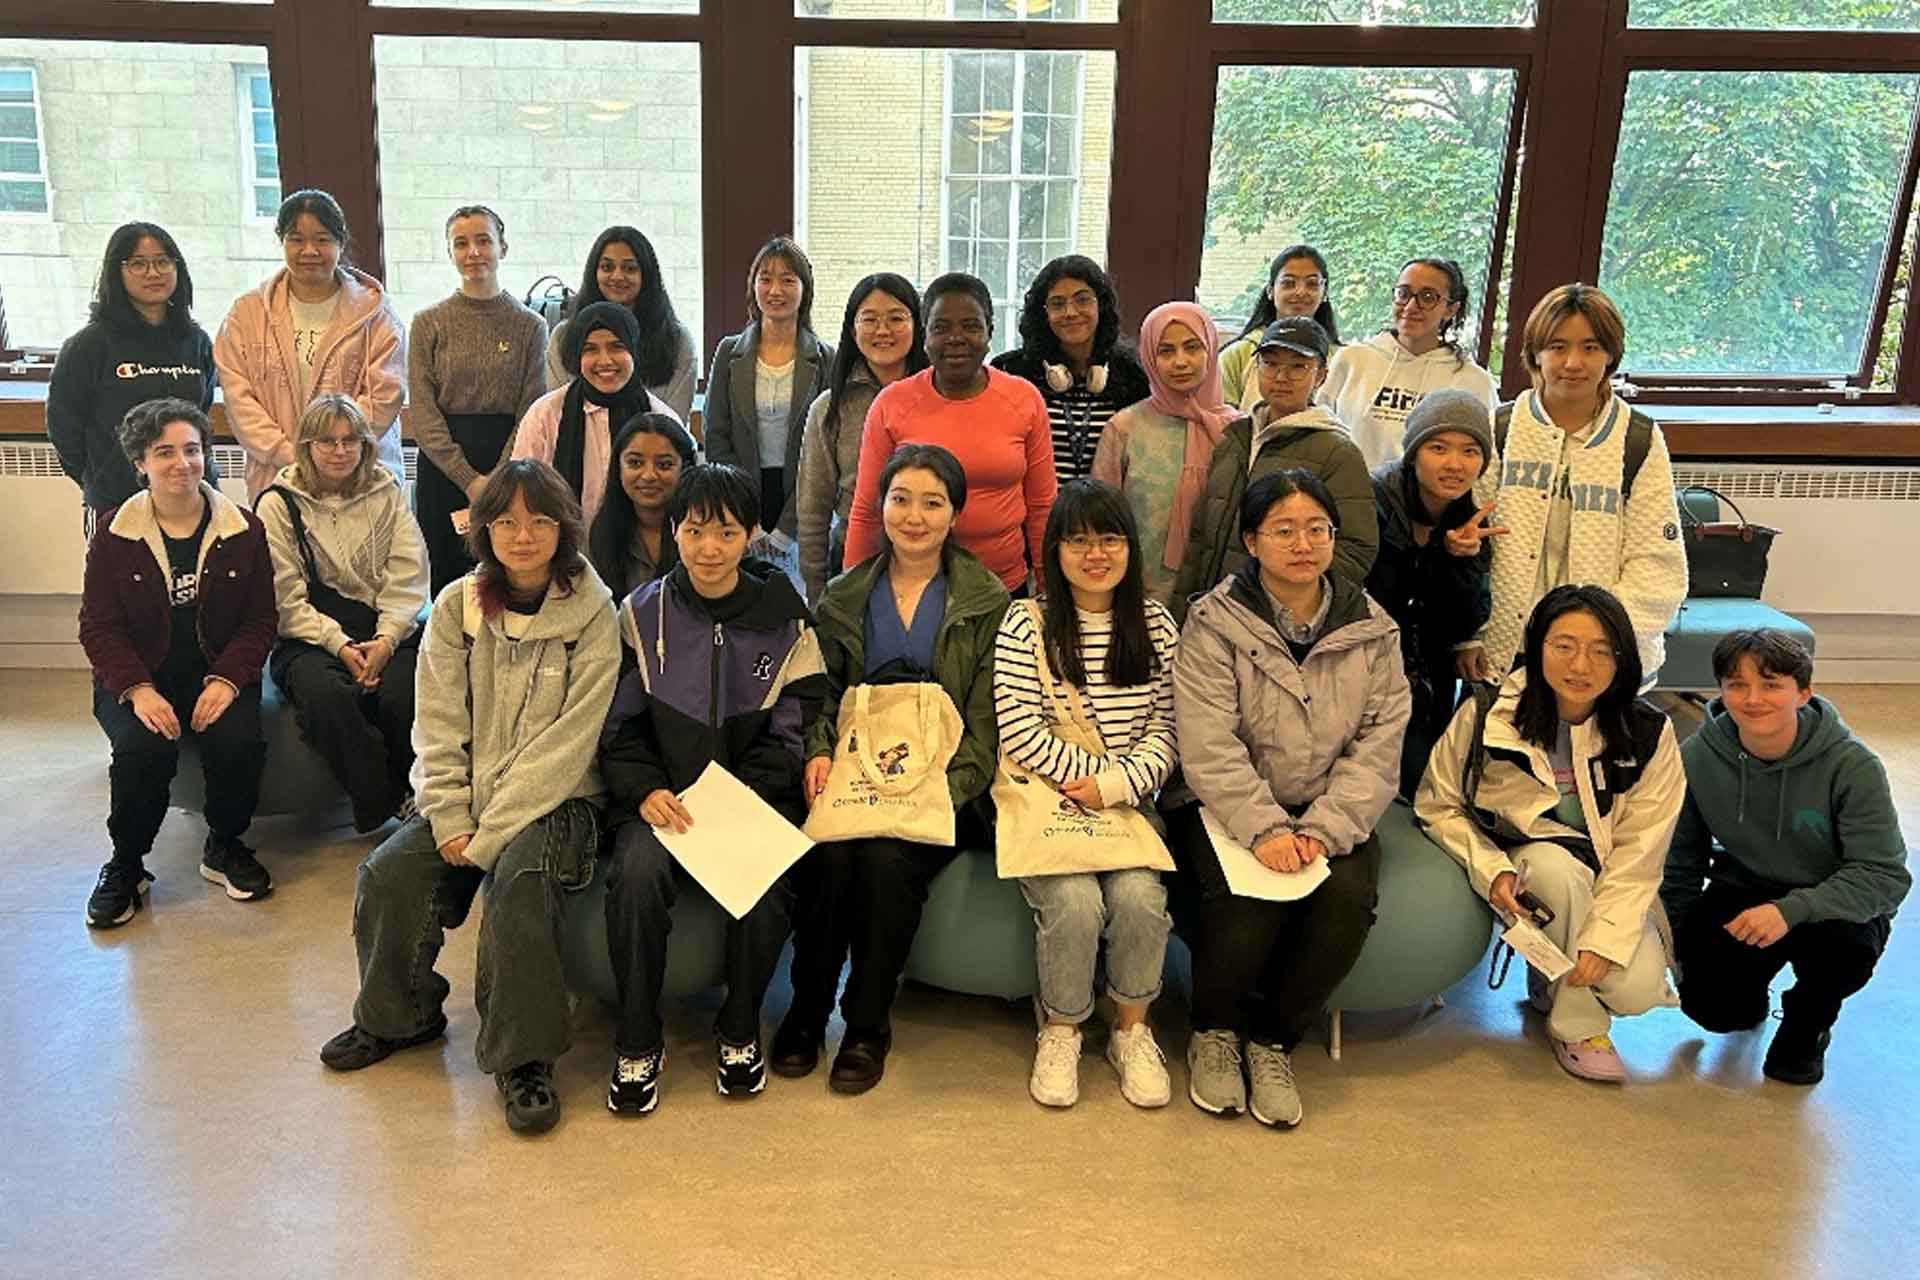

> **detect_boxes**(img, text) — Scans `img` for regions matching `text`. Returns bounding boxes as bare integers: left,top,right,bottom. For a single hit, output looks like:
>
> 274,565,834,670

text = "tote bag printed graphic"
803,681,962,846
993,603,1174,878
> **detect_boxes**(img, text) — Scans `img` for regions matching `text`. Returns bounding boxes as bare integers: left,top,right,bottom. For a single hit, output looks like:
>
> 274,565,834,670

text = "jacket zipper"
709,622,724,728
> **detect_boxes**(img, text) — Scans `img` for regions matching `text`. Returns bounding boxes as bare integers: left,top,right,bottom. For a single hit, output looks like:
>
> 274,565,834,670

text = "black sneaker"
608,1047,664,1116
497,1061,561,1134
716,1036,767,1098
85,862,153,928
318,1017,449,1072
201,836,272,901
1763,1025,1832,1086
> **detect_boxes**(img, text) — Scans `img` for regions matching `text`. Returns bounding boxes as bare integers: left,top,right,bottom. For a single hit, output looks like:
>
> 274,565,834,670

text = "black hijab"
557,301,651,500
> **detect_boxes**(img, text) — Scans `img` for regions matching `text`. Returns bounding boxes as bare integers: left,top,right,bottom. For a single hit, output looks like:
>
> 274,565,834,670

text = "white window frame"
0,63,52,222
237,66,279,223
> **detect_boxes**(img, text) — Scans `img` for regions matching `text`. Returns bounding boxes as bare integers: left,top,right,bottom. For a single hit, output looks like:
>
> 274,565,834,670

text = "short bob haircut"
1238,467,1340,547
1521,282,1628,387
1712,627,1815,691
1512,584,1645,757
923,271,996,334
876,443,968,521
292,393,381,495
444,204,505,239
745,235,816,334
572,225,682,389
1237,244,1341,347
275,189,352,264
1014,254,1121,367
668,462,760,532
1040,478,1157,688
92,222,195,335
466,459,590,613
119,396,211,464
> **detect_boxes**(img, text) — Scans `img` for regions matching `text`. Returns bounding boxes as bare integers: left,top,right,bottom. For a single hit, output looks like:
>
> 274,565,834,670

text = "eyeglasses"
1276,275,1325,293
489,515,561,539
123,256,177,275
1060,533,1128,555
1255,354,1318,379
1545,638,1619,665
1044,290,1098,315
1256,521,1334,547
854,311,913,332
310,436,363,454
1393,285,1448,311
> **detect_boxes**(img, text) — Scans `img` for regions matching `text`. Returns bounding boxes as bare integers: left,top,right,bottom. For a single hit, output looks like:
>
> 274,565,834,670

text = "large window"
0,65,47,217
795,1,1117,20
239,67,278,222
1628,0,1920,32
1198,63,1521,350
375,1,699,12
0,40,282,351
372,35,704,346
1600,70,1920,380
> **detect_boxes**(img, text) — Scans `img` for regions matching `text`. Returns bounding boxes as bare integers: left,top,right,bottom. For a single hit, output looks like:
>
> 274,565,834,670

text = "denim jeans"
350,802,599,1075
1019,869,1172,1024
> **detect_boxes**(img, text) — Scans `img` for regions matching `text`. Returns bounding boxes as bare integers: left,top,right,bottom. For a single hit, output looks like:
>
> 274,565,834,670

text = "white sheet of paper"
1501,916,1574,981
1201,807,1330,903
652,762,814,920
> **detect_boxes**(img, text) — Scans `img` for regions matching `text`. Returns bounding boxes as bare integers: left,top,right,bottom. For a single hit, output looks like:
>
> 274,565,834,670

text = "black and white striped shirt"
1046,384,1122,484
993,599,1180,808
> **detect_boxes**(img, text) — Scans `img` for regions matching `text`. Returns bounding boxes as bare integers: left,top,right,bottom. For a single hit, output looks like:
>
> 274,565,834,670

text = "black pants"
1167,803,1383,1051
92,676,263,865
787,835,960,1038
272,640,418,832
1675,881,1891,1038
604,821,798,1054
415,412,517,598
1397,666,1460,801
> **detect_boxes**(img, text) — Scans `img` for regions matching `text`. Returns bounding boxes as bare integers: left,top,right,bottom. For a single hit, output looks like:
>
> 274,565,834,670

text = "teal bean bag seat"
1660,598,1814,694
905,848,1038,1000
1324,801,1493,1016
560,865,730,1005
167,670,347,819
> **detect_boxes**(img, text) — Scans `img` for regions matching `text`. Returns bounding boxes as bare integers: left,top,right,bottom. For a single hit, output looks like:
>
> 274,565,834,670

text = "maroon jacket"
78,484,278,698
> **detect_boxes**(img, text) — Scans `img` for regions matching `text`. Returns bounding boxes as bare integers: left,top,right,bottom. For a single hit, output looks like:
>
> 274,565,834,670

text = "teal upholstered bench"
167,670,348,819
1660,598,1815,695
560,867,729,1003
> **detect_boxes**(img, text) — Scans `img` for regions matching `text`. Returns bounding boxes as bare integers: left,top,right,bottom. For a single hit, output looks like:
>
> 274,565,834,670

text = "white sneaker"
1029,1024,1082,1108
1106,1023,1171,1109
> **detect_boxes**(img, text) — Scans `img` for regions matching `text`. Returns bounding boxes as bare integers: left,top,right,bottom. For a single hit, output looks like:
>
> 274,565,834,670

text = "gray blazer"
703,321,833,538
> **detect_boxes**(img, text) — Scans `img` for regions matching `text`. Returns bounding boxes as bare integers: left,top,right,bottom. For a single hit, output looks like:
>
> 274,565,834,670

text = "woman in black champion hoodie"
48,221,220,527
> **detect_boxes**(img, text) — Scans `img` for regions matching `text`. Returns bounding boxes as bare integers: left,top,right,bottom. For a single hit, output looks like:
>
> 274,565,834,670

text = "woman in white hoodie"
257,395,429,833
1318,257,1497,468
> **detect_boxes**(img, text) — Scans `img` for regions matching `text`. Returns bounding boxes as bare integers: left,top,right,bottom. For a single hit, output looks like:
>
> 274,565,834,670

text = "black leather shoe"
1763,1025,1831,1086
770,1013,826,1078
828,1030,892,1095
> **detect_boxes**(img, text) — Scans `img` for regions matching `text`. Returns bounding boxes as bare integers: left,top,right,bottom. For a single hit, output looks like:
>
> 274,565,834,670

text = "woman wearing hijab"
1090,301,1237,607
509,301,678,524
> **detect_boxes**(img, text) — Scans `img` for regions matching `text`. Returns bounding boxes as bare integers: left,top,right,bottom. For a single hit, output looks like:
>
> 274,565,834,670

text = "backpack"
523,275,573,331
1459,681,1503,839
1494,402,1652,499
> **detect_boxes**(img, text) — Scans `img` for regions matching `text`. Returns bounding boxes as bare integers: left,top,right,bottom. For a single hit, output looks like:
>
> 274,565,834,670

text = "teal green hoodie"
1662,696,1909,931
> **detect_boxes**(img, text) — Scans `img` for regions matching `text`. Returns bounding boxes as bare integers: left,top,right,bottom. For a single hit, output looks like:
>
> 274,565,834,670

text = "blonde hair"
293,393,380,494
1521,283,1627,394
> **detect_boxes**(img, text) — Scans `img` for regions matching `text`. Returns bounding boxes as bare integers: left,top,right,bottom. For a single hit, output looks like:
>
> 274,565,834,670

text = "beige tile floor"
3,669,1916,1280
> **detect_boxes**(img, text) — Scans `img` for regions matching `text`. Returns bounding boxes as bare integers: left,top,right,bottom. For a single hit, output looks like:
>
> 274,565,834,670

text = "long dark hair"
467,459,590,616
1392,255,1471,368
571,226,681,389
1513,585,1645,759
588,412,697,601
825,274,928,439
1014,254,1122,367
1238,244,1341,346
92,222,195,335
1040,479,1156,688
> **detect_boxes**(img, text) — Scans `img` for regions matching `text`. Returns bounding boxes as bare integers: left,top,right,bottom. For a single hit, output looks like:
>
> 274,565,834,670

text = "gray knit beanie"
1401,389,1494,469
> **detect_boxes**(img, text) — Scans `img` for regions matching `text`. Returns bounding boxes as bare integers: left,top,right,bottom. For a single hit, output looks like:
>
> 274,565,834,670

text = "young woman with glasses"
1217,244,1342,409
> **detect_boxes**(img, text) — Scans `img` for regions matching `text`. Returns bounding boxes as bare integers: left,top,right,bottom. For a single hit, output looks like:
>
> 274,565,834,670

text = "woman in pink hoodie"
214,189,407,501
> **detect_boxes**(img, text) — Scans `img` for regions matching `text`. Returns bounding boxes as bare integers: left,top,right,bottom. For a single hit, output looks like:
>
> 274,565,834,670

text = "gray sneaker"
1246,1040,1303,1128
1186,1029,1245,1116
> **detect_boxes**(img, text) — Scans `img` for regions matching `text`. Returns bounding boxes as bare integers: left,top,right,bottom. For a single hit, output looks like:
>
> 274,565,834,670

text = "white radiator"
1670,464,1920,617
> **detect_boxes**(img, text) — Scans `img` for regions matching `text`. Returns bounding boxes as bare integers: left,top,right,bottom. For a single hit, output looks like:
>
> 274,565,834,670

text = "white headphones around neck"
1043,361,1108,395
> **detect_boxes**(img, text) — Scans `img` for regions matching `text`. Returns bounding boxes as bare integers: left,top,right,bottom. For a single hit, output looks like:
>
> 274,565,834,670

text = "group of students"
56,191,1908,1136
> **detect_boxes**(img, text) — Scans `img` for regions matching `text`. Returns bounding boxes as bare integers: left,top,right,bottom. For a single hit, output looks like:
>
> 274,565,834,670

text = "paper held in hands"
650,762,814,920
1500,915,1574,981
1201,808,1330,903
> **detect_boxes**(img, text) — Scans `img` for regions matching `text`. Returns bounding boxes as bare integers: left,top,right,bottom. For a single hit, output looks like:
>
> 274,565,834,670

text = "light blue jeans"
1019,869,1172,1024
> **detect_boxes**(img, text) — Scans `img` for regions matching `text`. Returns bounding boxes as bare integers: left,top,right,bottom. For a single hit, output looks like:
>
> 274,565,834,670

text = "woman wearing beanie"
1318,257,1496,469
1090,300,1237,606
509,300,679,524
1458,283,1686,686
1365,388,1498,799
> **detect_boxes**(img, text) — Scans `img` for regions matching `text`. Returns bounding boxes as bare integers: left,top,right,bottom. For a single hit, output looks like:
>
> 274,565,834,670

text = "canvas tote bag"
803,680,963,846
993,603,1175,878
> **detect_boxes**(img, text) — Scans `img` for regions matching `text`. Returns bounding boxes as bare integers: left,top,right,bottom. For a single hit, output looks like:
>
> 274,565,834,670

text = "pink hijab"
1139,301,1237,571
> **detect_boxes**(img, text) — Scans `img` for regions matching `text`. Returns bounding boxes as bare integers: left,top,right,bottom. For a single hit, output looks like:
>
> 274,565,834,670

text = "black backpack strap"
1492,401,1512,458
1619,409,1653,501
1461,682,1501,832
257,484,324,591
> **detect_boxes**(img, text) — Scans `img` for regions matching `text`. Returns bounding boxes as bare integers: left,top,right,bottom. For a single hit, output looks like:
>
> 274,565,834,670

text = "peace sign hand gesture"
1443,501,1510,558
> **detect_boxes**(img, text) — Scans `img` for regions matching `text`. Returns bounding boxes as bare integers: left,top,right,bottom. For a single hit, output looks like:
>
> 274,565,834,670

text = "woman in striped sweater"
994,479,1180,1110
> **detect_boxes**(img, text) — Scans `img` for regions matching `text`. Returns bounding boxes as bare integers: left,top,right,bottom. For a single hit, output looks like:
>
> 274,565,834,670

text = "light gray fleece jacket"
411,567,620,871
794,367,881,606
257,463,430,654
